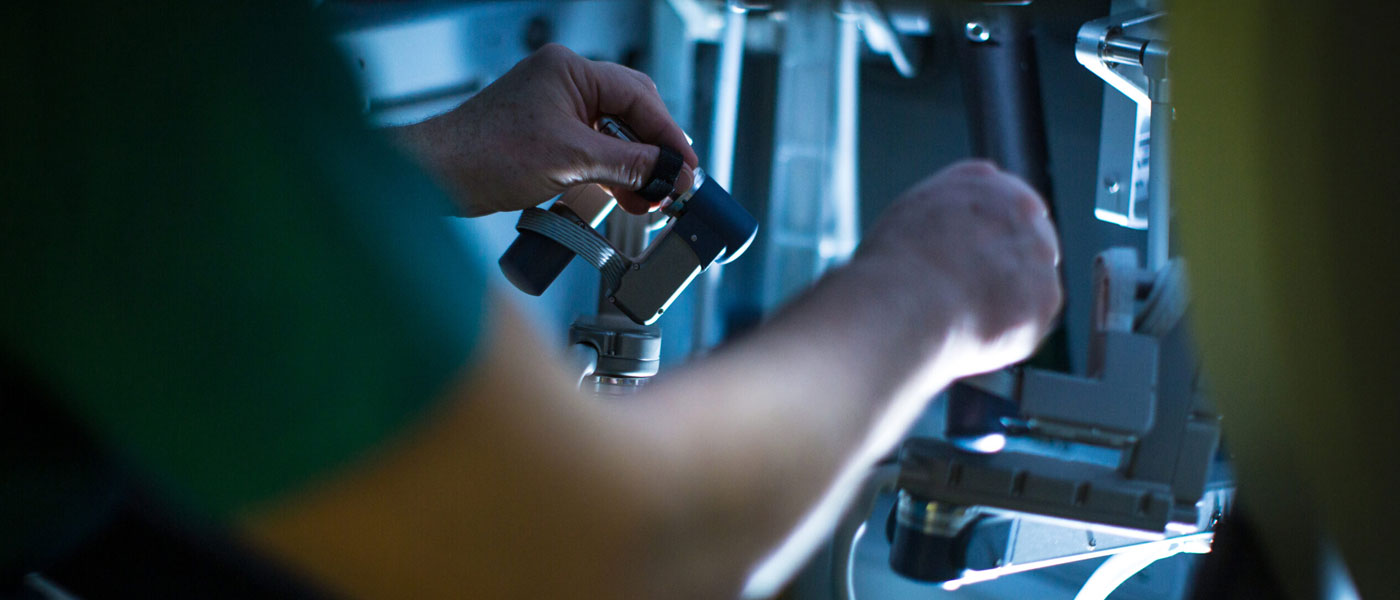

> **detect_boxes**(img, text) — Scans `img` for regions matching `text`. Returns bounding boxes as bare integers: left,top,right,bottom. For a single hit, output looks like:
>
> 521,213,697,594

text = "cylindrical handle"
667,171,758,267
498,226,576,296
499,202,597,296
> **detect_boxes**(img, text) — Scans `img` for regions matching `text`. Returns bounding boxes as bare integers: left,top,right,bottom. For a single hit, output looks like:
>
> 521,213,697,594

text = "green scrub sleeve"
1,3,487,517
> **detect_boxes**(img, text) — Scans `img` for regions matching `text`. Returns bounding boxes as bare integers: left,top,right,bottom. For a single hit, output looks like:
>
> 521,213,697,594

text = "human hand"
393,44,698,217
852,160,1063,378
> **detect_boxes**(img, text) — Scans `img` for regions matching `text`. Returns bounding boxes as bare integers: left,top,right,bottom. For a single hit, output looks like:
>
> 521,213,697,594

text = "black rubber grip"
635,146,684,203
498,205,583,296
499,230,574,296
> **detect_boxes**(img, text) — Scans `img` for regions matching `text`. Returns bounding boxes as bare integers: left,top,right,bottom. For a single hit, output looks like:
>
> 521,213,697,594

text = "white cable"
1074,536,1211,600
845,522,868,600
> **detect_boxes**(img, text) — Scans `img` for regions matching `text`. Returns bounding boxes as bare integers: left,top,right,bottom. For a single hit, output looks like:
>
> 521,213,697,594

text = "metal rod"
691,0,747,352
709,1,747,190
1147,99,1169,271
954,2,1070,370
830,7,861,265
954,4,1054,201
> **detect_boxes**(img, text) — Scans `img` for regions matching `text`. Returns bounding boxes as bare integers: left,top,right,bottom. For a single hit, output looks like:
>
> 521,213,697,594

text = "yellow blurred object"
1176,1,1400,597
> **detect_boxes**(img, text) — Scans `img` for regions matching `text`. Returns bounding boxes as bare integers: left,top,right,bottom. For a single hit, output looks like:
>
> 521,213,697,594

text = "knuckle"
624,148,655,189
951,159,999,177
1042,236,1061,263
1016,189,1046,216
533,43,576,66
629,67,658,90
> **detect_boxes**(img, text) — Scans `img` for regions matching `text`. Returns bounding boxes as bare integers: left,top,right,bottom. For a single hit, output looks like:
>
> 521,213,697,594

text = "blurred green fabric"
1,2,485,568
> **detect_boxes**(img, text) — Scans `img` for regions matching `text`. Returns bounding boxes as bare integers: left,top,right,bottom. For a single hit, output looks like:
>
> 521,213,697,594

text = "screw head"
608,296,617,304
1104,178,1120,193
690,234,698,242
965,21,990,43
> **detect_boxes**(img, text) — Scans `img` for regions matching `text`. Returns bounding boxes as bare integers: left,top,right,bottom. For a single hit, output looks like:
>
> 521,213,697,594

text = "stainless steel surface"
570,315,662,377
1102,35,1148,65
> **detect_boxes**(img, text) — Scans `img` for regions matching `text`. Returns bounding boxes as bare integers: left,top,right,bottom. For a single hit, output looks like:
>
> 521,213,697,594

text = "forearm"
385,110,491,217
241,162,1057,599
241,265,966,600
627,260,964,593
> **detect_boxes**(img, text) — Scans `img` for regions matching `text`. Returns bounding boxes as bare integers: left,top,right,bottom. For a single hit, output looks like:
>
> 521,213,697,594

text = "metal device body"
568,314,662,397
499,116,758,326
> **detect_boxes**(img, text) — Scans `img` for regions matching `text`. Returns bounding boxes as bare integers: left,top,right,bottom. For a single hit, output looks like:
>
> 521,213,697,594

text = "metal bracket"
1077,10,1165,230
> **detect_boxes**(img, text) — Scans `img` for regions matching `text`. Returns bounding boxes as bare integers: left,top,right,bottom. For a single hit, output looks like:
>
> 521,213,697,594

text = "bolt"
965,21,990,43
632,264,640,270
608,296,617,304
690,234,698,242
1104,178,1120,193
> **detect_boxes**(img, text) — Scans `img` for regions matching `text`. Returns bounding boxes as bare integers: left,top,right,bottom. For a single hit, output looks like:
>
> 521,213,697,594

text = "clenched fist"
853,160,1063,378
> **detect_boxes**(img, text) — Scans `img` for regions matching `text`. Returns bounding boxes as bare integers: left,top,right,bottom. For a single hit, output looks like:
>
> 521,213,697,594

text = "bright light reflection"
953,433,1007,454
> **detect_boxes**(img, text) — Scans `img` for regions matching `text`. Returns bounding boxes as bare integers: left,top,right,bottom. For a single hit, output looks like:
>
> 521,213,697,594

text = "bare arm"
241,159,1061,599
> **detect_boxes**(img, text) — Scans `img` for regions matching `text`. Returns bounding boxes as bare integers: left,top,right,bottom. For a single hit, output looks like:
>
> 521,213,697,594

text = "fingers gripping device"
498,117,758,325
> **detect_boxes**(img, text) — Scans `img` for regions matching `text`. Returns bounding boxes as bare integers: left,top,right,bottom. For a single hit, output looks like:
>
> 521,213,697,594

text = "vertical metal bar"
709,1,747,190
954,4,1054,202
692,0,747,352
1147,99,1169,271
831,6,862,266
952,2,1069,370
762,0,852,310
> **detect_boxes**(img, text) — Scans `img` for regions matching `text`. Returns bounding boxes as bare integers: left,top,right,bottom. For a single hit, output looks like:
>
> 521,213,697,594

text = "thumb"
573,131,694,215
